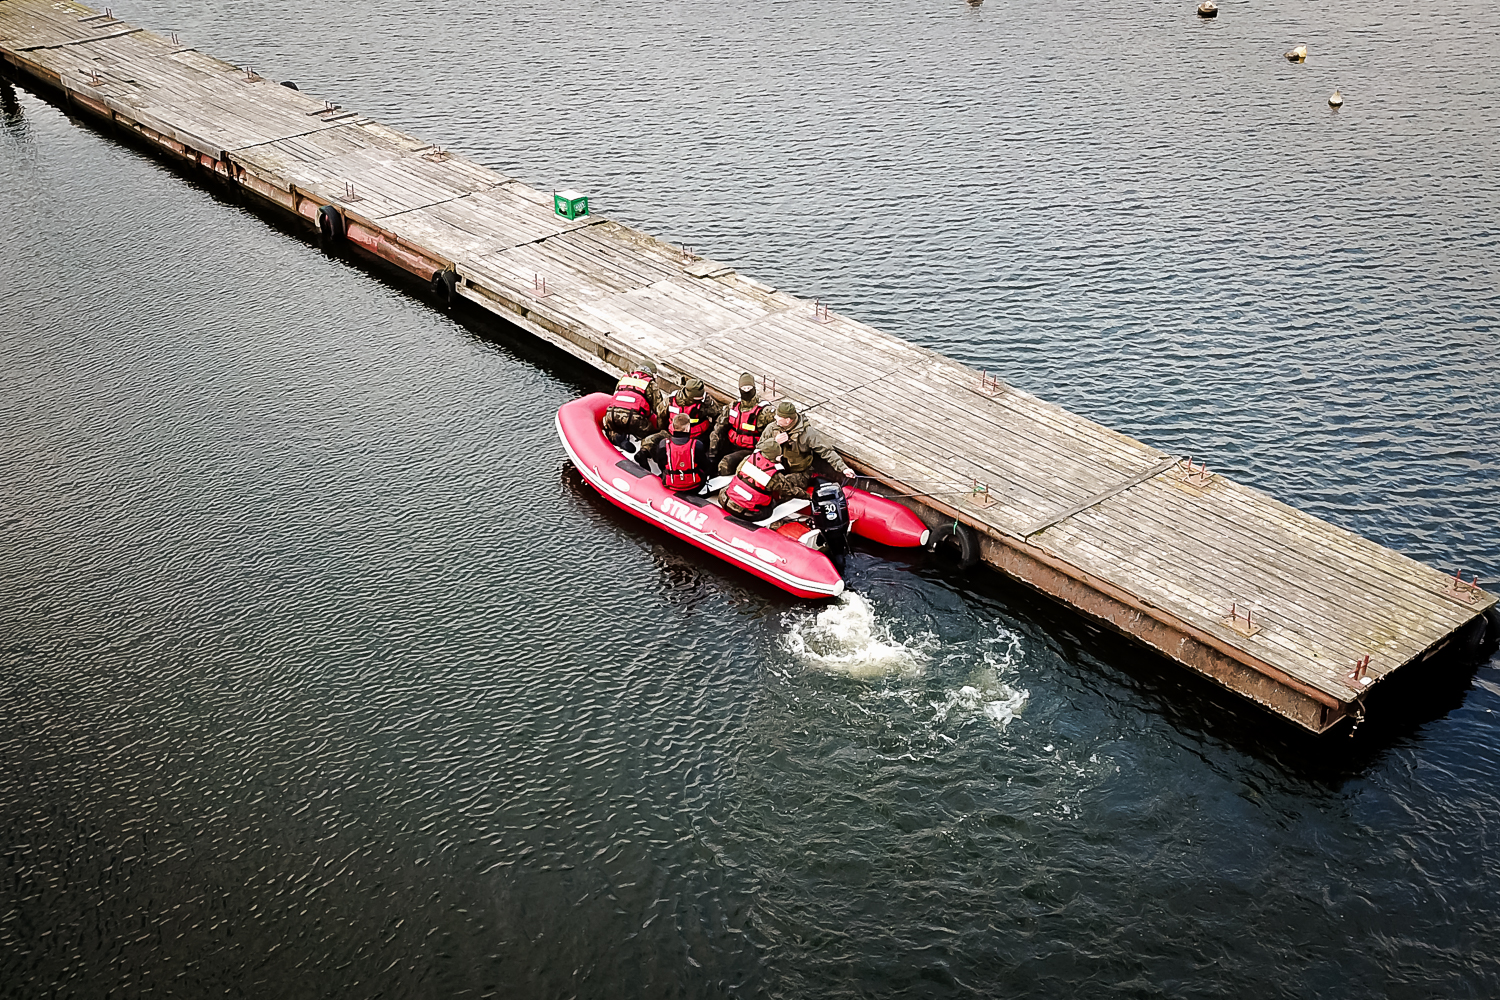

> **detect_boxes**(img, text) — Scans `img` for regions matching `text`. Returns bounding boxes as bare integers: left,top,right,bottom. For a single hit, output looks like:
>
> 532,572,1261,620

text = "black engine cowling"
810,478,850,557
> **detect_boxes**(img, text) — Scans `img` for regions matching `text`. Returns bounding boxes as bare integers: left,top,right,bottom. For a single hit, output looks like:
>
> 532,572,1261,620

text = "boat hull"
557,394,846,599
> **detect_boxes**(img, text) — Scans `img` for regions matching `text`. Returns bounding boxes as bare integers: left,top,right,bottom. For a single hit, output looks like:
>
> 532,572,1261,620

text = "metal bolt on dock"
1347,655,1373,686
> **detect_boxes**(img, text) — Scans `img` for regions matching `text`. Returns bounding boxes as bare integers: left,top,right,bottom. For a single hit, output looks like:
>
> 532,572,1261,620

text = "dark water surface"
4,0,1500,996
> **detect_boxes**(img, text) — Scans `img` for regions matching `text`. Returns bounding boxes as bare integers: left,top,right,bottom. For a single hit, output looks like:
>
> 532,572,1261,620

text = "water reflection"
3,0,1500,993
1,77,30,145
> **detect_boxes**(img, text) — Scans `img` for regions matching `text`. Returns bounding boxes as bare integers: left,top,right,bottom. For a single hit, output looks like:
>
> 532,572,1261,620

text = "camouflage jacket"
759,414,845,473
655,389,723,435
609,372,664,415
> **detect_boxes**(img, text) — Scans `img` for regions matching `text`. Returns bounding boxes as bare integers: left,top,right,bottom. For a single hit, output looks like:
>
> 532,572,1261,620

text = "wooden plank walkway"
5,0,1493,733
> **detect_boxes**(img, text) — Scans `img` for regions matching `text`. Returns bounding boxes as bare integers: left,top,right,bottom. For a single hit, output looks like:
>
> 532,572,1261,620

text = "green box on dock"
554,189,589,220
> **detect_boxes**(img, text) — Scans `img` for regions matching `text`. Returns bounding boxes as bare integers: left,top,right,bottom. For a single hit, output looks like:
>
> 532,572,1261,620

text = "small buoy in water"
1329,87,1343,108
1197,1,1217,17
1285,44,1308,63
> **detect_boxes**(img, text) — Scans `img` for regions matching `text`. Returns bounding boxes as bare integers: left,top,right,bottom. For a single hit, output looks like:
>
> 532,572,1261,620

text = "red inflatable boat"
556,393,929,599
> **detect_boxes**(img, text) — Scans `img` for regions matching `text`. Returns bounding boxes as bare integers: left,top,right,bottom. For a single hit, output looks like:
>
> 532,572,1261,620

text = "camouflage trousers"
716,448,752,477
718,452,810,498
722,470,810,520
601,408,657,442
772,470,811,500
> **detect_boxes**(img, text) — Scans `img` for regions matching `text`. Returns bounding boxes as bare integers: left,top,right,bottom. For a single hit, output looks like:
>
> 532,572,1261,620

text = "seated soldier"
601,360,663,447
641,412,711,493
720,440,802,521
760,400,856,496
711,371,771,475
636,377,720,465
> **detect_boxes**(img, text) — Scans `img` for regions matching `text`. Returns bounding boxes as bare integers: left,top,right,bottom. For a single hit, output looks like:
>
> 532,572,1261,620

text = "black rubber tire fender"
927,519,979,570
1482,606,1500,658
280,80,300,90
431,268,459,307
317,204,345,242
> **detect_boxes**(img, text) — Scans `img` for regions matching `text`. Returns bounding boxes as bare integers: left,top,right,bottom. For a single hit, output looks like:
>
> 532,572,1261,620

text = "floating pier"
4,0,1492,733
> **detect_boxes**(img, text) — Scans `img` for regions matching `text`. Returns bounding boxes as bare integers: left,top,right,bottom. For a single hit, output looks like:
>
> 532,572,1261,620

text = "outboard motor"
809,478,851,572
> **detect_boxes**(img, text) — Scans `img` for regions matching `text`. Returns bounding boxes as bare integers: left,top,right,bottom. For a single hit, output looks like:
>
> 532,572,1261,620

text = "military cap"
738,372,757,392
775,400,798,418
681,378,704,400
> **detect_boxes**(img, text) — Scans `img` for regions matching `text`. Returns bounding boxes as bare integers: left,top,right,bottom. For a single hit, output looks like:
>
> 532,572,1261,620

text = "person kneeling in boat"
636,377,720,467
601,359,664,447
761,400,856,496
721,440,797,521
710,371,772,475
642,412,712,494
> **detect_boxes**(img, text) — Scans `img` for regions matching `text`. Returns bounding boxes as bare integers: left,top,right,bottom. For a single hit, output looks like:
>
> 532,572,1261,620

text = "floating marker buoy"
1329,87,1343,108
1197,1,1217,18
1285,44,1308,63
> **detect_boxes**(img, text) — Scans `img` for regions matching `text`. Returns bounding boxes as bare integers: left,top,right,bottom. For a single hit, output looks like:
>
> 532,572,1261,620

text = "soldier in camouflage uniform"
601,360,664,446
710,371,772,476
720,439,804,520
758,400,856,496
635,377,722,469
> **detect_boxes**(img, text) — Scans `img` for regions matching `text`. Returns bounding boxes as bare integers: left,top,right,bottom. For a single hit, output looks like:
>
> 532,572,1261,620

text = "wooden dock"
5,0,1493,733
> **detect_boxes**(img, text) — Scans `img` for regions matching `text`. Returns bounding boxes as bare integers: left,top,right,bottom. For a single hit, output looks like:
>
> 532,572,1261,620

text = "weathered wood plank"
1053,498,1456,670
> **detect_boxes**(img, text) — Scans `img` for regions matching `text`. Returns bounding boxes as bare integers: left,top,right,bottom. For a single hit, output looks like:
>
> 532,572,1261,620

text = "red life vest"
662,438,703,492
609,372,655,418
724,451,778,518
724,399,763,449
667,395,709,439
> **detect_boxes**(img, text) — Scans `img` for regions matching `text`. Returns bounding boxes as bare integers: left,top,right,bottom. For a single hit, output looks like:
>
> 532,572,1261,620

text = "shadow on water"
0,66,615,395
1,77,32,148
926,559,1499,782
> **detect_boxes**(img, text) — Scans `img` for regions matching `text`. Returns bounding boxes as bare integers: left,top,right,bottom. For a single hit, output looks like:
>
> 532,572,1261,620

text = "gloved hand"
842,467,856,479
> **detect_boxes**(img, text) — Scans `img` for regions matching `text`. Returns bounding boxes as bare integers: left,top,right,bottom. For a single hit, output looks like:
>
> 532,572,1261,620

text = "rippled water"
4,0,1500,996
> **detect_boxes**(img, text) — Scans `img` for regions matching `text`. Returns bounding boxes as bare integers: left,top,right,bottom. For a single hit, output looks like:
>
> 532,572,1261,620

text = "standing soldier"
636,377,721,468
759,400,856,496
711,371,772,475
601,360,663,447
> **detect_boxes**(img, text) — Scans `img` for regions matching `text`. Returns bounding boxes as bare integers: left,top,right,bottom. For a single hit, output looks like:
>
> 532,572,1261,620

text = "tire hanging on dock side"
927,519,979,570
1482,606,1500,658
280,81,299,90
317,204,345,242
432,268,459,307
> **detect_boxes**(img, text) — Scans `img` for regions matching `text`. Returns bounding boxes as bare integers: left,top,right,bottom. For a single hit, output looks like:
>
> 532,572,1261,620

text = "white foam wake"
781,592,934,677
930,682,1030,729
930,629,1030,728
